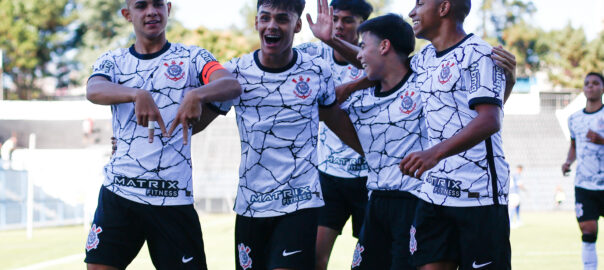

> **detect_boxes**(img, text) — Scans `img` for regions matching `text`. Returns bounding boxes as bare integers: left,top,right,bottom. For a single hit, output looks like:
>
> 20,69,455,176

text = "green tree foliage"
480,0,536,41
0,0,78,99
500,21,547,77
539,24,590,89
171,26,259,63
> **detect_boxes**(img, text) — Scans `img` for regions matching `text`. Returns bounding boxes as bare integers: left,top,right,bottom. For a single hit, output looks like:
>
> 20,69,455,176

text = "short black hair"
448,0,471,23
357,13,415,57
586,72,604,85
330,0,373,21
257,0,306,17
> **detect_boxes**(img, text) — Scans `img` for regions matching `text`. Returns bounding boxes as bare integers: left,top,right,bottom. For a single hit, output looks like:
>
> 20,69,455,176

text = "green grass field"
1,211,602,270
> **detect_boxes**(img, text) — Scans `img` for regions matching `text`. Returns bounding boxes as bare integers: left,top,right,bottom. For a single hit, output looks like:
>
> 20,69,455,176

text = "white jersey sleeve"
466,47,506,109
90,52,117,82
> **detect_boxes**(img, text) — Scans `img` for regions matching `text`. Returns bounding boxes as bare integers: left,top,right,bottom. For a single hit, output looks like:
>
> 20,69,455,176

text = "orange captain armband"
201,61,226,85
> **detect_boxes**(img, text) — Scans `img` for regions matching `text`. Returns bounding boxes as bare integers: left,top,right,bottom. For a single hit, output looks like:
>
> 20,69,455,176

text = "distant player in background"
562,72,604,270
84,0,241,269
297,0,373,269
509,164,526,227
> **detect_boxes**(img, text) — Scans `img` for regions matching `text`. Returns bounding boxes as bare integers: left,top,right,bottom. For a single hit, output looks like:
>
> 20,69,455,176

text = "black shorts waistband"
371,190,416,199
319,171,368,181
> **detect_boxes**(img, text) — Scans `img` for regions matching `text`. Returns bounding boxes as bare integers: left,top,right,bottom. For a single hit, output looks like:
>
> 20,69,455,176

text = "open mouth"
264,34,282,45
335,33,344,39
145,20,160,25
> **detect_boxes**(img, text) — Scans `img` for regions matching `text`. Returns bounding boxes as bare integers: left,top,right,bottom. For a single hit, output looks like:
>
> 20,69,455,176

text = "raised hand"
492,45,517,102
306,0,334,43
133,89,167,143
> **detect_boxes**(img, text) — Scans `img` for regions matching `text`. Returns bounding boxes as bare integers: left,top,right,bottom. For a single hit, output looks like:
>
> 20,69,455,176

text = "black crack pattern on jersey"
346,77,426,193
223,52,334,217
413,37,509,206
94,45,213,205
569,111,604,190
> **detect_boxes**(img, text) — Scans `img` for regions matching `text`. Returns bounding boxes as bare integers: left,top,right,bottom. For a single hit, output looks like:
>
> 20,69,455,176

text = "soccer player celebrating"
343,14,426,269
296,1,373,268
208,1,362,269
84,0,241,269
399,0,512,269
563,72,604,270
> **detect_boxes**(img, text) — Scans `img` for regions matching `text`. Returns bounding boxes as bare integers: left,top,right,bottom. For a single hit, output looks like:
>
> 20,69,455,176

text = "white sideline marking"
12,253,83,270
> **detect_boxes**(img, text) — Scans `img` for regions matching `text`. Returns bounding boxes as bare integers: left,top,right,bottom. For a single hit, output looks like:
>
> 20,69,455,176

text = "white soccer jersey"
411,34,510,207
211,49,336,217
90,42,220,206
347,72,426,193
296,42,368,178
568,106,604,190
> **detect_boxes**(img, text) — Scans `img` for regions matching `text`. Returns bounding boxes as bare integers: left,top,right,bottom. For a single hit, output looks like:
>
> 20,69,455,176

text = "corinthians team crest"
409,226,417,255
348,66,363,80
164,60,186,81
86,224,103,252
238,243,252,270
292,76,313,99
438,62,455,84
351,243,365,267
399,90,417,114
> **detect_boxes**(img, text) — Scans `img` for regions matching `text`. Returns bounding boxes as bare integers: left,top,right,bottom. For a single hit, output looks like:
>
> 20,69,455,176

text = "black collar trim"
435,33,474,58
374,71,413,97
583,104,604,114
129,42,171,60
254,49,298,73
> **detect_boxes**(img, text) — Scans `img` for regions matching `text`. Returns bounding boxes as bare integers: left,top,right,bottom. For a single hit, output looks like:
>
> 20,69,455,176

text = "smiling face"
408,0,442,40
255,4,302,57
584,74,604,102
122,0,171,41
356,32,384,81
333,9,363,45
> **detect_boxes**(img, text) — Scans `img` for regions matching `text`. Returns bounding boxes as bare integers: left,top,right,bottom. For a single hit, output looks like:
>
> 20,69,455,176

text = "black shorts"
411,200,511,270
84,187,207,270
575,187,604,222
352,191,418,270
318,171,368,237
235,208,318,270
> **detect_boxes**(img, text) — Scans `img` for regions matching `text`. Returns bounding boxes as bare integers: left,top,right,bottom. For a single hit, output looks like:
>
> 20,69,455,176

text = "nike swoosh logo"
182,256,193,263
472,261,492,269
282,250,302,257
118,77,134,85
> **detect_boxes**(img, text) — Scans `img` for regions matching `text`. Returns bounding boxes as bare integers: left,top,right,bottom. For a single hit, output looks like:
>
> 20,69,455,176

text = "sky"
172,0,603,41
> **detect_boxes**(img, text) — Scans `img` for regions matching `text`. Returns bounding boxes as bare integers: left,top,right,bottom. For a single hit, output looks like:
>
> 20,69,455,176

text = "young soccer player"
343,14,426,270
296,1,373,269
562,72,604,270
207,1,362,269
84,1,241,269
400,0,512,269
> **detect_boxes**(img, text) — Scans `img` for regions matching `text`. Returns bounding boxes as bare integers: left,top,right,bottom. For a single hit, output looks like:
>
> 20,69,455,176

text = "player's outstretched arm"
168,69,241,145
400,104,501,178
87,76,168,141
306,0,362,68
335,76,377,104
562,139,576,175
491,45,517,104
319,105,364,155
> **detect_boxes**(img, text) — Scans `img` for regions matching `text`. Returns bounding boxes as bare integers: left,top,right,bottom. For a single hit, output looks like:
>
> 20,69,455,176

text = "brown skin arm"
319,105,364,156
167,69,241,145
562,139,576,175
491,45,517,104
586,130,604,145
335,76,377,104
400,104,502,178
87,76,169,141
